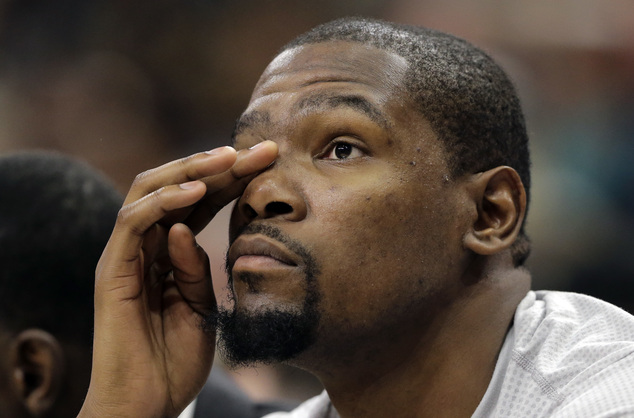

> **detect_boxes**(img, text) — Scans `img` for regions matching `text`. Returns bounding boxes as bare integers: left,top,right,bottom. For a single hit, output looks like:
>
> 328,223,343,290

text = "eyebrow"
295,93,390,129
231,111,270,143
231,93,390,143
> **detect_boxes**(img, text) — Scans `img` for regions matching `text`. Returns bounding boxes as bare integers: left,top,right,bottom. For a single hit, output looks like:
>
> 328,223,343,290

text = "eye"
323,142,364,160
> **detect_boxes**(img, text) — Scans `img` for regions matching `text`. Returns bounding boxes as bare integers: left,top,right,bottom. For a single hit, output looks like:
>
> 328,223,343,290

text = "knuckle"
116,205,142,235
148,187,171,216
180,155,203,179
115,205,143,236
229,166,240,180
144,187,168,214
132,169,153,187
116,205,131,224
116,203,148,236
151,186,167,203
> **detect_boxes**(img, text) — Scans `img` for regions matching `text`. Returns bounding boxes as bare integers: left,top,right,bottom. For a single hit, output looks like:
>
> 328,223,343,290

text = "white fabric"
265,290,634,417
473,290,634,417
178,399,197,418
263,391,336,418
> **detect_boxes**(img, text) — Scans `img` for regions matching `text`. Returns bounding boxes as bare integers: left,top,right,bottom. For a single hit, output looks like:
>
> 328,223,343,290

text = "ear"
9,329,65,416
463,166,526,256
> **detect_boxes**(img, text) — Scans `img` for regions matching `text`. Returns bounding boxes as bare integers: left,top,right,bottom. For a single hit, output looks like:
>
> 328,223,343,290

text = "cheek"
318,182,449,254
309,188,446,297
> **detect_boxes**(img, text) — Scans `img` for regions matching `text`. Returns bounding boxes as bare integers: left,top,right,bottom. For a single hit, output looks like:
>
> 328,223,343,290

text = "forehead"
252,41,409,100
236,41,414,141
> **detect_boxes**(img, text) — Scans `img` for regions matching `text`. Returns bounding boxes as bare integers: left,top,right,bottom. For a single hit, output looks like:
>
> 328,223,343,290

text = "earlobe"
463,166,526,256
10,329,65,416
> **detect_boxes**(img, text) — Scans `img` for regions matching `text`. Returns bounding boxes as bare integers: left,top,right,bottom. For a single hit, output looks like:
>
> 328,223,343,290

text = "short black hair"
283,17,531,266
0,151,122,346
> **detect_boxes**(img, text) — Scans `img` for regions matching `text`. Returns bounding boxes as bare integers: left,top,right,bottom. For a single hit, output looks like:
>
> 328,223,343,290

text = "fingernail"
249,141,267,150
179,181,199,190
205,146,233,155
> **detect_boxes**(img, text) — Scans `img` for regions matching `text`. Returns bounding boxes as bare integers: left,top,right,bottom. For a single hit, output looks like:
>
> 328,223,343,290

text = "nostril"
243,203,258,219
265,201,293,215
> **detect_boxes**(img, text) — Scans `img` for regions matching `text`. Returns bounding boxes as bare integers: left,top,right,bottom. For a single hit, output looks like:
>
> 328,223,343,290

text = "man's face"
220,41,472,368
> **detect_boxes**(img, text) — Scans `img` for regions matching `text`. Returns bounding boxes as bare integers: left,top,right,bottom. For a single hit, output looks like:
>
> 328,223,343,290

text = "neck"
309,258,531,418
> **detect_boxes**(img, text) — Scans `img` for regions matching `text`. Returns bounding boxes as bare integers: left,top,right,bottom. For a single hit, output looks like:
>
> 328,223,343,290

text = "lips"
228,234,299,272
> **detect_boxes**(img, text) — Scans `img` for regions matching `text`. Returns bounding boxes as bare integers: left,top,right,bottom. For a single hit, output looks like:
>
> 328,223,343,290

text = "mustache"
224,223,318,279
229,223,292,249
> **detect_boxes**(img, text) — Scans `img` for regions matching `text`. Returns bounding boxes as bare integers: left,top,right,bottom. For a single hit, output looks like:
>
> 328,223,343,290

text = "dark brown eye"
334,143,352,159
323,142,363,160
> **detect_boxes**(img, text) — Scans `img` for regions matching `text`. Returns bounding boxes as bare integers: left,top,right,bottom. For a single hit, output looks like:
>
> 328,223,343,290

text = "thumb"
168,223,217,319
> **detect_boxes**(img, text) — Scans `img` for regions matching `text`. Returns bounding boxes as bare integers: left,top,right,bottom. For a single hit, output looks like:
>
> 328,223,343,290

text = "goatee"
207,223,321,368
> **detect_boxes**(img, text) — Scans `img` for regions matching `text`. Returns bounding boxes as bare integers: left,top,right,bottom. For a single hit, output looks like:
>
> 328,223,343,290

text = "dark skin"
80,41,530,417
0,328,93,417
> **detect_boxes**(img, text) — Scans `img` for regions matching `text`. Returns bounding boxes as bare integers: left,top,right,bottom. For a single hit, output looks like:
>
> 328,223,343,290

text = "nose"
236,164,307,222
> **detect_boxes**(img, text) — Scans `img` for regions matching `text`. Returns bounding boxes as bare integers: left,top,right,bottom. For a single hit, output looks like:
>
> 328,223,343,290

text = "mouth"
228,234,299,273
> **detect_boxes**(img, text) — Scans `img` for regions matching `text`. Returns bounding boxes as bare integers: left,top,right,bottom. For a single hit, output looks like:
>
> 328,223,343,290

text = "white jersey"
473,290,634,417
265,290,634,417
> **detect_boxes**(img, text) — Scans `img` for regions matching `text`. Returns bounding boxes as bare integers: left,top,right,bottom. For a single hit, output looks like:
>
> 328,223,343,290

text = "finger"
123,146,237,206
96,181,207,300
124,141,278,208
179,140,279,234
197,140,278,194
142,223,169,272
167,223,216,317
231,139,279,178
134,141,279,233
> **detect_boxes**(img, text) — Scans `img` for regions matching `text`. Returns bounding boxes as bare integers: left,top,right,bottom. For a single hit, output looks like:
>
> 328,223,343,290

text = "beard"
214,286,320,369
206,224,321,369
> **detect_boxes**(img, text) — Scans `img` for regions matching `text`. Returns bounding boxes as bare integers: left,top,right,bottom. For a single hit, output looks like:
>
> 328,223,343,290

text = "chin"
234,292,306,314
215,289,321,369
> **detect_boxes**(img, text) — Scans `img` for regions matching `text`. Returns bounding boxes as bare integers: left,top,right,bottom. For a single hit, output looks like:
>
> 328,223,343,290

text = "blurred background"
1,0,632,404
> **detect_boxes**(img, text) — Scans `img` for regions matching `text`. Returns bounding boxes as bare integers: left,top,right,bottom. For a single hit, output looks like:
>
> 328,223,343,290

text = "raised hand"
79,141,278,417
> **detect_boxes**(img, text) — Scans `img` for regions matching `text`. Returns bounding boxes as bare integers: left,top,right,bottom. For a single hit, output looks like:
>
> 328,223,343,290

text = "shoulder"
514,290,634,349
511,290,634,414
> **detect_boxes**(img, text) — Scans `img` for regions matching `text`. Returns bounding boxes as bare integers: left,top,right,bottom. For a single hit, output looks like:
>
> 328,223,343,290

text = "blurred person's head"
0,151,122,417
